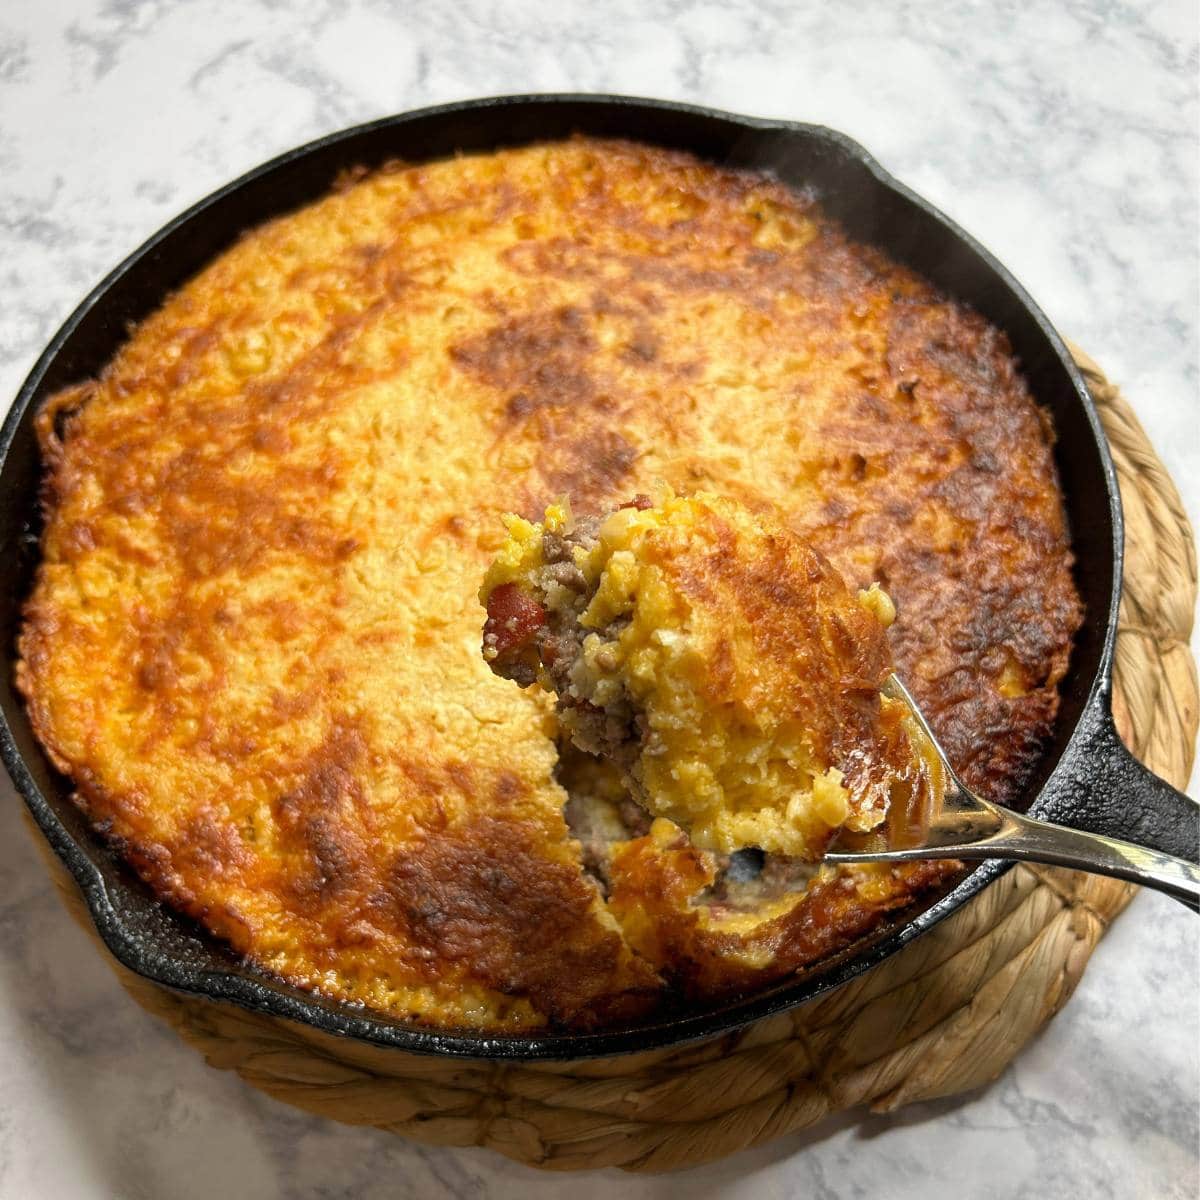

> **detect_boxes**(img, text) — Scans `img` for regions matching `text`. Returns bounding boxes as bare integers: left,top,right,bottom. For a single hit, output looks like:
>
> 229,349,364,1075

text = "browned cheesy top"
17,138,1081,1031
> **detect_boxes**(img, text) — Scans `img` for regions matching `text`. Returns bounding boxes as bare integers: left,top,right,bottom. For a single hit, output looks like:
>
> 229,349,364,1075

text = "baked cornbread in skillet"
481,491,939,861
17,138,1080,1030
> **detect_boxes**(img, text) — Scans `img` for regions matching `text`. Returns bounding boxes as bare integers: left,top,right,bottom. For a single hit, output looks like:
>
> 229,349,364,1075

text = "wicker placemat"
29,351,1198,1173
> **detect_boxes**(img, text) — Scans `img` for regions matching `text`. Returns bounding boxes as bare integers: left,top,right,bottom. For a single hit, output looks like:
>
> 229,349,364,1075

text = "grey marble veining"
1,2,1197,1197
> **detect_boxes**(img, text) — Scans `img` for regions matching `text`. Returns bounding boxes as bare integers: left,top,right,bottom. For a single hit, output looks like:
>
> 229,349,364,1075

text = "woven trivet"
28,351,1198,1173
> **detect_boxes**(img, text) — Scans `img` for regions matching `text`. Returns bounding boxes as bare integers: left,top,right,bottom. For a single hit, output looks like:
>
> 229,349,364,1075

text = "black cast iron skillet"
2,95,1197,1061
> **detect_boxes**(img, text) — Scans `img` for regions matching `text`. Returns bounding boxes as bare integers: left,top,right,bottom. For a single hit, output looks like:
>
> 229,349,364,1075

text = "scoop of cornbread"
482,491,937,860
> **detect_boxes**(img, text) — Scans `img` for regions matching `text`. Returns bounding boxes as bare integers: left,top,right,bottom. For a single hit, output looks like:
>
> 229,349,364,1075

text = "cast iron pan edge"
0,94,1127,1060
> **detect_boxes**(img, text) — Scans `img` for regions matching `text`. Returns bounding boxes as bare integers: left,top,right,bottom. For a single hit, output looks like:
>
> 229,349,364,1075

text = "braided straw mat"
28,349,1198,1173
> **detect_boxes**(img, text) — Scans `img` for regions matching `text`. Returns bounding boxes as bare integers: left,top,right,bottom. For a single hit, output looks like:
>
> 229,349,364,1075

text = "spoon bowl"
825,674,1200,911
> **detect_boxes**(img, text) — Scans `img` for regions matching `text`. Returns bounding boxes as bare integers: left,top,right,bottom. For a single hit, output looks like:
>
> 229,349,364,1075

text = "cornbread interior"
17,138,1081,1031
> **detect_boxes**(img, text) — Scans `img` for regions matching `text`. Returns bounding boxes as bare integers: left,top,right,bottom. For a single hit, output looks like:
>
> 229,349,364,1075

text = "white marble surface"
1,2,1197,1197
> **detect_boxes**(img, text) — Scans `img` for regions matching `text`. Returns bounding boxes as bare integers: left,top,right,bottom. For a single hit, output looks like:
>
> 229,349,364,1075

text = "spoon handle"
884,805,1200,911
830,809,1200,910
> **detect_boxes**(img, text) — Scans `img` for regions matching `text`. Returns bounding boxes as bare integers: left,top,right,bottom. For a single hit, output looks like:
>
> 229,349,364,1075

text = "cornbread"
17,137,1081,1030
481,491,940,860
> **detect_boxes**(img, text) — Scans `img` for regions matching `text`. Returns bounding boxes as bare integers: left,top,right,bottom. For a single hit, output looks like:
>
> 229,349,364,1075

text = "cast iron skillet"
1,95,1196,1061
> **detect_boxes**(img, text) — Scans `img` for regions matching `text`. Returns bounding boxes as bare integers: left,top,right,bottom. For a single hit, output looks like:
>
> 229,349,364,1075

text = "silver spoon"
824,673,1200,911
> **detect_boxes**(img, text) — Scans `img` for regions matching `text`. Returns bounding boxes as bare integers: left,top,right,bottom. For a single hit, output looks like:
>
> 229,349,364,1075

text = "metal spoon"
824,673,1200,911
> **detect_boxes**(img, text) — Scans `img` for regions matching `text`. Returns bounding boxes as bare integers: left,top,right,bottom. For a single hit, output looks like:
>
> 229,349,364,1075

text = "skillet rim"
0,92,1122,1061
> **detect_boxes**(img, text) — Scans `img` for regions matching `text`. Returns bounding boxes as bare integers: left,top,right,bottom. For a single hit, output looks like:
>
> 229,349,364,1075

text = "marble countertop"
1,2,1196,1197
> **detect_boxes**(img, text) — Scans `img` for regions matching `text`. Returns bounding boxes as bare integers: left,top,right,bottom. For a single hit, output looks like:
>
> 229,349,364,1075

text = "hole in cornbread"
481,489,937,868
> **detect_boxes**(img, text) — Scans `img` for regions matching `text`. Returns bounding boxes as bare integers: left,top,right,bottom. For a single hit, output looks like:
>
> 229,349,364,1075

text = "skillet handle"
1038,704,1199,910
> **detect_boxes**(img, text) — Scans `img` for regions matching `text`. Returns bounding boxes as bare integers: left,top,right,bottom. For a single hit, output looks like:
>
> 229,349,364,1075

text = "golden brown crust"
386,816,660,1027
17,137,1080,1031
669,498,897,784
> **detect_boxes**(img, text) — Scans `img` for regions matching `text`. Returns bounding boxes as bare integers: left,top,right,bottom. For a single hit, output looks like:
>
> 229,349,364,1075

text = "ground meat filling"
544,524,647,773
483,515,656,896
481,582,545,686
557,747,652,897
484,516,648,770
